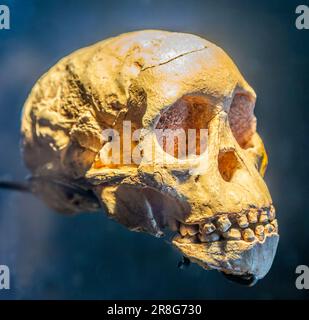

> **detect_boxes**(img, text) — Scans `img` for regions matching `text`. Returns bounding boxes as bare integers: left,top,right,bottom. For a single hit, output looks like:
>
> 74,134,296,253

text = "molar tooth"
259,211,269,223
255,225,265,240
271,219,278,232
186,224,199,236
179,224,198,236
174,234,197,243
237,215,249,228
247,210,258,224
200,222,216,235
242,228,256,242
198,232,220,242
216,215,232,232
264,223,275,234
223,228,241,240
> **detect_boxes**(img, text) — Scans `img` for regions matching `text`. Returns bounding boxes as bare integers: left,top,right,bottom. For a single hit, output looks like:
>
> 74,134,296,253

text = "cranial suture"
21,30,279,284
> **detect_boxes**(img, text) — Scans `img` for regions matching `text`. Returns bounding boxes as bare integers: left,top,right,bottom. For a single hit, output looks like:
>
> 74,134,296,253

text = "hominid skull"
21,30,279,285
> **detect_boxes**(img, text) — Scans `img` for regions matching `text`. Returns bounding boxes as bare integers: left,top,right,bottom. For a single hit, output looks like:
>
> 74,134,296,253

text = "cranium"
21,30,279,285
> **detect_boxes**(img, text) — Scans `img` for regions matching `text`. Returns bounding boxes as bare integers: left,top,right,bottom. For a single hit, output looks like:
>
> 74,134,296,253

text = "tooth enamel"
269,206,276,221
174,234,197,243
223,228,241,240
259,211,269,223
200,222,216,235
237,215,249,228
247,210,258,224
216,215,232,232
242,228,256,242
264,223,275,234
271,219,278,231
198,232,220,242
179,224,199,236
255,225,265,240
187,224,199,236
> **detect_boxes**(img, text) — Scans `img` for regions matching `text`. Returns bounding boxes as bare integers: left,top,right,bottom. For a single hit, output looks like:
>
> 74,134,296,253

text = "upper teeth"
269,205,276,221
247,210,258,223
216,215,232,232
200,222,216,235
259,211,269,223
176,207,278,244
237,215,249,228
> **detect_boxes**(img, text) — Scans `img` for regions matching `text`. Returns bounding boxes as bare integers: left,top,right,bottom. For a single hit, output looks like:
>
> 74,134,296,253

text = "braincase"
21,30,255,180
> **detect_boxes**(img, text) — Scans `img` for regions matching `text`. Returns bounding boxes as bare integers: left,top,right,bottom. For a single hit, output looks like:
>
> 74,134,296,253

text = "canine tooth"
179,224,198,236
264,223,275,234
259,211,269,223
198,232,220,242
216,215,232,232
237,215,249,228
269,206,276,221
271,219,278,231
223,228,241,240
255,225,265,240
242,228,256,242
247,210,258,224
200,222,216,235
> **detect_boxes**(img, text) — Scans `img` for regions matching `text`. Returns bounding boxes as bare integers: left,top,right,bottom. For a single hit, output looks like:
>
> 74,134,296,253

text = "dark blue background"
0,0,308,299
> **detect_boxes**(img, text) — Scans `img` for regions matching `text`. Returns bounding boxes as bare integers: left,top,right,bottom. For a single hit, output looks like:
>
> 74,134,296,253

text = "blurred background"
0,0,308,299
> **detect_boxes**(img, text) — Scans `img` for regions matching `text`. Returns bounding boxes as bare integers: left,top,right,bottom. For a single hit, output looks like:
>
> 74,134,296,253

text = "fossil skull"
21,30,279,284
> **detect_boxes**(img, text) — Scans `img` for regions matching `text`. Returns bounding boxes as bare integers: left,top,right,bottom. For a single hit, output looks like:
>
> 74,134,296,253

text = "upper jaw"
171,205,279,281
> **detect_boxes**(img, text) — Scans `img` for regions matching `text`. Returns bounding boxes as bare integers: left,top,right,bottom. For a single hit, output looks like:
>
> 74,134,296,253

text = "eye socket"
228,93,256,149
155,95,216,159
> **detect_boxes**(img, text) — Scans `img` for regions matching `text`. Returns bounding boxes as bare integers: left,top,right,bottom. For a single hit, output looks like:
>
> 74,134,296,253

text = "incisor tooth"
242,228,255,242
259,211,269,223
198,232,220,242
179,224,199,236
200,222,216,235
264,224,275,234
269,206,276,221
223,228,241,240
237,215,249,228
271,219,278,231
255,225,265,240
216,215,232,232
247,210,258,224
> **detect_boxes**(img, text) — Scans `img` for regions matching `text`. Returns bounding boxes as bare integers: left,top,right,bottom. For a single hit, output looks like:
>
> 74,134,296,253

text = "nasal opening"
218,149,241,182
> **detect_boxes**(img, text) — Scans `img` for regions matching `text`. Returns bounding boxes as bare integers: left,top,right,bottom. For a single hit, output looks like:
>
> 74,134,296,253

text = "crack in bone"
141,47,207,72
